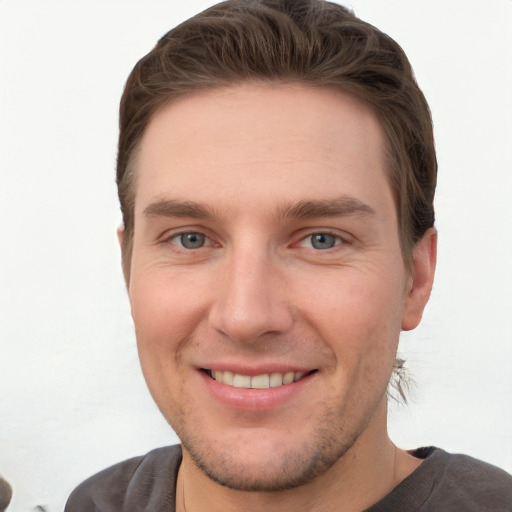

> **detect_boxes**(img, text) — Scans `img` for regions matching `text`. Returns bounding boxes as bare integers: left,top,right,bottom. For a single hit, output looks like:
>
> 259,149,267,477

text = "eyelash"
298,232,344,249
161,229,347,252
164,231,216,250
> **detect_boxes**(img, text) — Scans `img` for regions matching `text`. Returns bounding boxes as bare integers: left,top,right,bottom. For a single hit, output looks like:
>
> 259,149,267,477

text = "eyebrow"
275,195,376,220
142,195,376,221
143,199,216,220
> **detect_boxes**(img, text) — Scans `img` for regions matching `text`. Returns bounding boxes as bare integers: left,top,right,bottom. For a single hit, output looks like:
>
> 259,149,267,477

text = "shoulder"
368,447,512,512
431,449,512,507
409,447,512,511
64,445,182,512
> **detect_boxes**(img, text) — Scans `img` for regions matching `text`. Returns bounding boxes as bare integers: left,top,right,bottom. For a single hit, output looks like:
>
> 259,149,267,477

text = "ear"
117,224,124,247
117,225,131,289
401,227,437,331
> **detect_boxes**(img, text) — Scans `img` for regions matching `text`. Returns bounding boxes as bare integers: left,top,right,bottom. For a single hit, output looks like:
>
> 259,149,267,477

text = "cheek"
130,268,206,340
297,269,405,364
128,273,202,396
129,279,191,416
303,265,404,321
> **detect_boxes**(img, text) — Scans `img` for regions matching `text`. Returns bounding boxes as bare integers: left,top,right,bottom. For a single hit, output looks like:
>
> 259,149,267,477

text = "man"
66,0,512,510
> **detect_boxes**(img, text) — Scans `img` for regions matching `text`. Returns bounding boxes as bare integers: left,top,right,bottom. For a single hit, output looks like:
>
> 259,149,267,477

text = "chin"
178,408,368,492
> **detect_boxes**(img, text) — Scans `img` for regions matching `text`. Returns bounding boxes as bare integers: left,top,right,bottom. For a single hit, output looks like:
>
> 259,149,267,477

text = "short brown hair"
117,0,436,274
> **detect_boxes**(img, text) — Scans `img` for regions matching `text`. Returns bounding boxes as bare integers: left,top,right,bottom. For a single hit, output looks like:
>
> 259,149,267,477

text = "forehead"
134,83,392,218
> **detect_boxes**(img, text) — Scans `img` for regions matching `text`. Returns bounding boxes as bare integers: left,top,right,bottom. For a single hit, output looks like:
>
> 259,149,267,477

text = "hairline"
120,80,415,278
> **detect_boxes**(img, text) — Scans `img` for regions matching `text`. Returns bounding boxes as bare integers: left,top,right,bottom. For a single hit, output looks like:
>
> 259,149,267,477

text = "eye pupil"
180,233,205,249
311,233,336,250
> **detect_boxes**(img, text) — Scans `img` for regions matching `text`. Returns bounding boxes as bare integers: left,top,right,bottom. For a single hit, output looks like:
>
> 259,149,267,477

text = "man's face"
126,84,426,491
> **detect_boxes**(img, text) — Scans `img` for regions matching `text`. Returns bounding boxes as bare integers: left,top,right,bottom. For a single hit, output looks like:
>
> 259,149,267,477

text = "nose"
208,247,294,343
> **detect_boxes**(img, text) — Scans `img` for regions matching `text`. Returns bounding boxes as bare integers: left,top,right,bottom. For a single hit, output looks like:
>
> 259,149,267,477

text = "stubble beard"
175,403,375,493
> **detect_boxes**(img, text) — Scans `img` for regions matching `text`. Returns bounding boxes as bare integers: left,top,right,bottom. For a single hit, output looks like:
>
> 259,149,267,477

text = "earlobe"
401,228,437,331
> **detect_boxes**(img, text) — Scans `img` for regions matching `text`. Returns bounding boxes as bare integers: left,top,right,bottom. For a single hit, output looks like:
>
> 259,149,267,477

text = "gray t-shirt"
65,445,512,511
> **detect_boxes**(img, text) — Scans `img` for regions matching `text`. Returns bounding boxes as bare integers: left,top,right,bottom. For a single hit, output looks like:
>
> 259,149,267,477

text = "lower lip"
200,371,315,412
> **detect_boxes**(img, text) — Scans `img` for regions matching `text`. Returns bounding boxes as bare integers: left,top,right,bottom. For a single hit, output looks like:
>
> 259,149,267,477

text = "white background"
0,1,511,510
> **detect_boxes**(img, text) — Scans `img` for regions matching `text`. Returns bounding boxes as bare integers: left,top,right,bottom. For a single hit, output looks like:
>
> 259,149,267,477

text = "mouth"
203,369,317,389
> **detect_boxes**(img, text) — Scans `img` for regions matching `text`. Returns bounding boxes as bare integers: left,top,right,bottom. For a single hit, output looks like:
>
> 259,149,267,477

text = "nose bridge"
209,241,292,343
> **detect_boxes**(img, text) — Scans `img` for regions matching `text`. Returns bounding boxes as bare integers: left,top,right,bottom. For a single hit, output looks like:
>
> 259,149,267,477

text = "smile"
206,369,316,389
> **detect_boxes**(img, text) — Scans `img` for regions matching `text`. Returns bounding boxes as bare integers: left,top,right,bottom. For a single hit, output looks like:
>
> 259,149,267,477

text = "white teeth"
223,370,234,386
269,372,284,388
251,374,270,389
283,371,295,385
209,370,310,389
233,374,251,388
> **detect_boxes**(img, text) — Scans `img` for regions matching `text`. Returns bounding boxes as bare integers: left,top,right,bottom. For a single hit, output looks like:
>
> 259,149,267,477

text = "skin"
120,83,437,511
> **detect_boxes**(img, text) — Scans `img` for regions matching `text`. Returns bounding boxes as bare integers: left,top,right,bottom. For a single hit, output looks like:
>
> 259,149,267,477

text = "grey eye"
180,233,206,249
310,233,337,250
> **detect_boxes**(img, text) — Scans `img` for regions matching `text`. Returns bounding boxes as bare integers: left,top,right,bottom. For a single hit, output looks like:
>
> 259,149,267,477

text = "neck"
176,399,421,512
